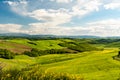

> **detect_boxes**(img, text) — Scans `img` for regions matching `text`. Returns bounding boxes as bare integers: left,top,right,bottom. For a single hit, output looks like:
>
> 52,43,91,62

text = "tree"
0,49,14,59
118,51,120,57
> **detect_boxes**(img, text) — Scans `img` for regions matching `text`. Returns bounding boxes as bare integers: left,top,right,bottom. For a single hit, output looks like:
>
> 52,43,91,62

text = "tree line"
0,49,14,59
23,48,73,57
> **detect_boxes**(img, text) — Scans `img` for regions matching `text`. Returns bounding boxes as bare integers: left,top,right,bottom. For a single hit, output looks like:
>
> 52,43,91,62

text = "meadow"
0,38,120,80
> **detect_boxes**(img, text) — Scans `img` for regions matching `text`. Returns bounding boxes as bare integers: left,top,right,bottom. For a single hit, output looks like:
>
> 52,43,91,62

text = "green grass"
0,40,31,53
1,48,120,80
41,49,120,80
0,39,65,54
0,39,100,54
9,39,64,50
105,41,120,48
1,38,120,80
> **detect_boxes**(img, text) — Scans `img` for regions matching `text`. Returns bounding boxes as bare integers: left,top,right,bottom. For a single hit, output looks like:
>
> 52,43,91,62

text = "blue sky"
0,0,120,36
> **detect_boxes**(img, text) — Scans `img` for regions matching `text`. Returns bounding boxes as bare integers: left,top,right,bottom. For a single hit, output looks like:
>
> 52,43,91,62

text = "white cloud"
27,19,120,36
6,0,102,22
5,0,28,16
28,23,88,35
71,0,102,16
104,3,120,9
87,19,120,36
0,24,22,33
50,0,72,3
88,19,120,26
4,0,120,36
29,8,72,26
27,0,102,27
1,19,120,36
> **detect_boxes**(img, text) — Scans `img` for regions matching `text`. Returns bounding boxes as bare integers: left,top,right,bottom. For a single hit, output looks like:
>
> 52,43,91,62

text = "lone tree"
118,51,120,57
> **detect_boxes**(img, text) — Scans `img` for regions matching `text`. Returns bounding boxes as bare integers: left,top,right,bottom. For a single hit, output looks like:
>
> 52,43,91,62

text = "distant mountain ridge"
0,33,100,39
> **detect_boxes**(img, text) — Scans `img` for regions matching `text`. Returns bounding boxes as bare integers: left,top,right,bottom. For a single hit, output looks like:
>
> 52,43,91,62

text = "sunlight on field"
1,48,120,80
10,39,63,50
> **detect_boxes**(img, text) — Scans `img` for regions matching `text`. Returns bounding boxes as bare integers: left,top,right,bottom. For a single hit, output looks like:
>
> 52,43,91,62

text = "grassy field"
0,40,31,53
1,48,120,80
9,39,63,50
0,39,64,54
0,38,120,80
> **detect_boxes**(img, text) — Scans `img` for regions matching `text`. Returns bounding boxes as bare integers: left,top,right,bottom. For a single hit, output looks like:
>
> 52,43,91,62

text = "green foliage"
0,49,15,59
23,48,74,57
43,48,72,54
24,48,39,57
118,51,120,58
113,51,120,61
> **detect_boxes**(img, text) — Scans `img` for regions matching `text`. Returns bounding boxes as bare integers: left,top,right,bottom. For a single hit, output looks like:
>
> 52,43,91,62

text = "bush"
118,51,120,58
0,49,15,59
24,48,39,57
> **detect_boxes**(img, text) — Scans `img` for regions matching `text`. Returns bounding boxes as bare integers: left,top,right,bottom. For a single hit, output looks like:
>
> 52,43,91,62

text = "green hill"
0,39,99,54
0,49,120,80
0,39,64,54
1,38,120,80
105,42,120,48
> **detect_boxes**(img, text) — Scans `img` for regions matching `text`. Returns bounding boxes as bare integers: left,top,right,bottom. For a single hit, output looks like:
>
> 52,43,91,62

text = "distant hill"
63,35,100,39
0,33,29,37
0,33,100,39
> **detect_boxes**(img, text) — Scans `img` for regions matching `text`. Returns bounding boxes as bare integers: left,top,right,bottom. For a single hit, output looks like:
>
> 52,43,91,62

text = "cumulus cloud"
50,0,73,3
28,23,90,35
29,8,72,25
103,0,120,10
104,3,120,10
1,19,120,36
3,0,120,36
4,0,28,15
71,0,102,17
6,0,102,23
0,24,22,33
25,19,120,36
87,19,120,36
26,0,102,28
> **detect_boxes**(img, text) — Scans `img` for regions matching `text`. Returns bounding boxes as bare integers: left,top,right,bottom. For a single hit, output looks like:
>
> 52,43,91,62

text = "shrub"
24,48,39,57
118,51,120,58
0,49,15,59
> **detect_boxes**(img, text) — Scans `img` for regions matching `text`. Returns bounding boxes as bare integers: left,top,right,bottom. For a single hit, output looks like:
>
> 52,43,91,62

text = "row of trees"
23,48,72,57
0,49,15,59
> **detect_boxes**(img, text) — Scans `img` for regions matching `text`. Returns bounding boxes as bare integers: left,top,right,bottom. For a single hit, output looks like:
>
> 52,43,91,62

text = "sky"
0,0,120,36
